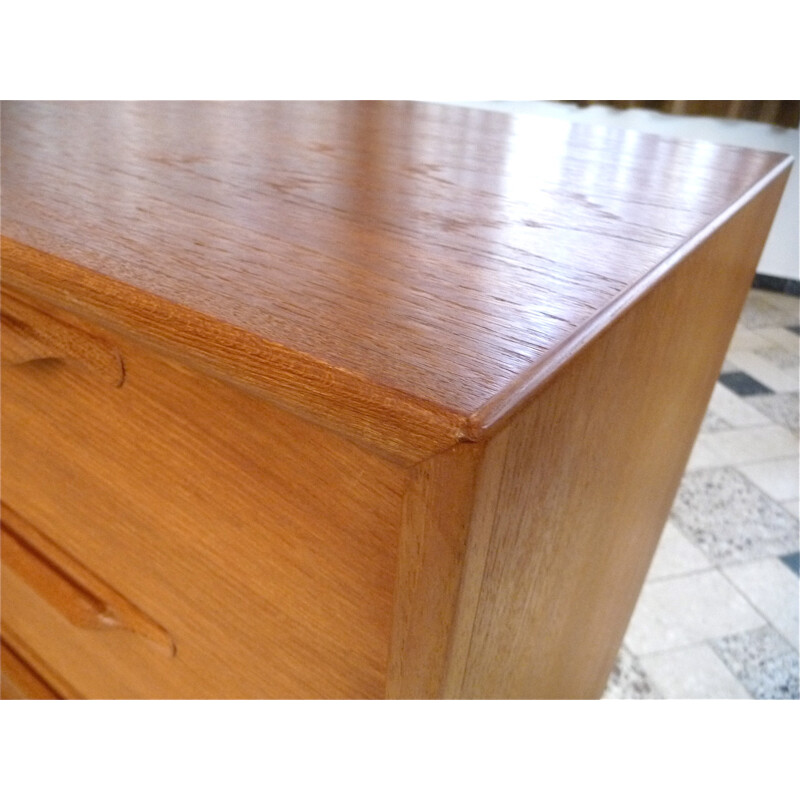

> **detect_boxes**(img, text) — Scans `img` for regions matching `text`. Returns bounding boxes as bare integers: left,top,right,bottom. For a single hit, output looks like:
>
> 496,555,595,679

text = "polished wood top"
1,102,792,461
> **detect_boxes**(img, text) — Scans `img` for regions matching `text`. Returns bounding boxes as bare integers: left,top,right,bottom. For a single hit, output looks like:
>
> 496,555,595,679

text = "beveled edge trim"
466,154,795,440
2,154,792,465
0,238,465,465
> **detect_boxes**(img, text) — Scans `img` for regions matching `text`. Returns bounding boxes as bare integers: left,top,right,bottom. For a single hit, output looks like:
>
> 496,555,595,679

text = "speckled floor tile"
756,326,800,352
639,643,751,698
646,521,711,580
744,391,799,432
757,290,800,317
699,409,731,434
670,467,799,565
722,558,799,647
602,646,661,699
624,570,764,655
729,326,772,351
753,344,800,370
739,292,800,330
710,626,799,699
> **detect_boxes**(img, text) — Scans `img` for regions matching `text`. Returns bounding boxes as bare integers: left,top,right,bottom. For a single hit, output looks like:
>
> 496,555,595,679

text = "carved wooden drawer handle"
0,505,174,657
0,293,124,386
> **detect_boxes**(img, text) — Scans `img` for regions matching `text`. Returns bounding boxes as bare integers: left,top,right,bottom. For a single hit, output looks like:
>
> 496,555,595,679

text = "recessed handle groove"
0,505,174,657
1,292,124,386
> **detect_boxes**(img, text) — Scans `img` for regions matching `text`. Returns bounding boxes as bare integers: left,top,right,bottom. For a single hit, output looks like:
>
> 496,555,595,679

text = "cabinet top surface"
1,101,791,456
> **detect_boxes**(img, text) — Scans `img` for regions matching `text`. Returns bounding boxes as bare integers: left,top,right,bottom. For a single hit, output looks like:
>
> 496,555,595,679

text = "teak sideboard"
0,102,791,699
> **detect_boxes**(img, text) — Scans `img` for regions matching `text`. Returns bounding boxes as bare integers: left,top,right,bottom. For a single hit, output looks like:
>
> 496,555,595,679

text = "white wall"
443,101,799,281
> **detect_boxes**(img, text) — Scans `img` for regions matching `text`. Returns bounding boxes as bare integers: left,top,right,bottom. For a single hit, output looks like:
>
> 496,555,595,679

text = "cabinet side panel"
454,177,788,698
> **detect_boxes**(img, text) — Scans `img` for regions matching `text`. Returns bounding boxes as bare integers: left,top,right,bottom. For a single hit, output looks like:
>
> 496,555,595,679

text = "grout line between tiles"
646,564,717,584
716,565,799,653
628,623,770,665
730,464,800,507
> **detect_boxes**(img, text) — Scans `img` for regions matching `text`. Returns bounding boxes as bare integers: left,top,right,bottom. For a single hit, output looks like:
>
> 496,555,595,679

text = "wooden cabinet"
0,102,791,698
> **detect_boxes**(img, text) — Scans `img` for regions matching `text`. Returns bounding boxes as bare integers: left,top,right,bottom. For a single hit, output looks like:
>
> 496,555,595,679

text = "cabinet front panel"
1,290,406,698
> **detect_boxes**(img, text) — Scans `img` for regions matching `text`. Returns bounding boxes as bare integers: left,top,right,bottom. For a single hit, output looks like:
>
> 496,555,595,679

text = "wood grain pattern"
1,640,60,700
0,291,123,386
1,505,174,656
1,103,792,699
2,102,792,461
387,443,484,698
1,626,80,699
388,173,789,698
1,292,406,698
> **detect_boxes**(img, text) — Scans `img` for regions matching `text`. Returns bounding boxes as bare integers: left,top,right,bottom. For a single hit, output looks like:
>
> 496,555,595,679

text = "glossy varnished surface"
1,102,792,458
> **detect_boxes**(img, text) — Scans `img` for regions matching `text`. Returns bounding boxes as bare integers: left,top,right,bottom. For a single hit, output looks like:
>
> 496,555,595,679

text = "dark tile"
780,551,800,576
752,275,800,297
753,274,789,293
787,325,800,336
718,371,775,397
753,343,799,370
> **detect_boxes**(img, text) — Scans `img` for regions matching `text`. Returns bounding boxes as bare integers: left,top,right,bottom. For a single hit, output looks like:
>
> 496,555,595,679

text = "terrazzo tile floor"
604,287,799,700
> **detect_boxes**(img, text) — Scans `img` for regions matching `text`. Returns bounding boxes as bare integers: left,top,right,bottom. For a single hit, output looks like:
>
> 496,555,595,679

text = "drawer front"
2,505,176,698
1,288,406,698
1,639,61,700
